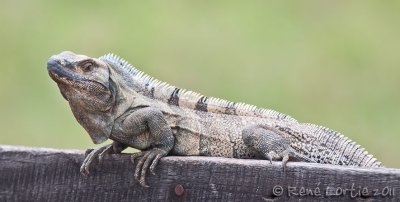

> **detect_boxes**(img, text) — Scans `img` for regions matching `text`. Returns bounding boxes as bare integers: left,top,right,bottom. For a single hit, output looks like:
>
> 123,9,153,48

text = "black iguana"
47,51,382,187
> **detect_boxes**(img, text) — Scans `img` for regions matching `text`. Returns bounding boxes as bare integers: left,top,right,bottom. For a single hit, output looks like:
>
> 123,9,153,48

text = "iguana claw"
131,148,167,187
80,144,114,176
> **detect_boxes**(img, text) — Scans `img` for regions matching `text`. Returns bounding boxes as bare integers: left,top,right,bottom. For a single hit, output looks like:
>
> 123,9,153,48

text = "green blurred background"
0,1,399,167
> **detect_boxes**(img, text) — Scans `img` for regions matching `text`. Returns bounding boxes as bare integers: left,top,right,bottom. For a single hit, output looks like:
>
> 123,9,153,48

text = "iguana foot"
80,142,127,176
242,124,315,171
282,154,289,171
130,148,168,187
265,150,290,171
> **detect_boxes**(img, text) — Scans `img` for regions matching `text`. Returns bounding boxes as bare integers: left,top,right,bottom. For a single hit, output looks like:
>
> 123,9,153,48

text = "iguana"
47,51,382,187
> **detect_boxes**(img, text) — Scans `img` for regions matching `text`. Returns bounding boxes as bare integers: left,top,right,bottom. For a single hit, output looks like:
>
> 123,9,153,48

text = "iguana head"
48,51,116,144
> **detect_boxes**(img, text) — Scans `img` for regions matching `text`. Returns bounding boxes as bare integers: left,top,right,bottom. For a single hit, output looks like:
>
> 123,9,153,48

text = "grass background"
0,1,399,167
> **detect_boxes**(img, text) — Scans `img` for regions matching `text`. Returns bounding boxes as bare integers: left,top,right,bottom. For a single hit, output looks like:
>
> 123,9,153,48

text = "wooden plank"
0,145,399,201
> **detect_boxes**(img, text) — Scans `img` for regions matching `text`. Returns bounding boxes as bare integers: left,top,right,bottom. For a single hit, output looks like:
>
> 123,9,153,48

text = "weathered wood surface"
0,145,399,202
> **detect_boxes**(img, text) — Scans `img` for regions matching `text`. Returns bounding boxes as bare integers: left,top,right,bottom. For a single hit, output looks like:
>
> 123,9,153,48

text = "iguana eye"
82,61,94,72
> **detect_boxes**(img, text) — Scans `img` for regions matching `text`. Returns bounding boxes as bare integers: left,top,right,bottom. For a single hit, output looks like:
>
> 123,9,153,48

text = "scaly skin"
47,51,382,187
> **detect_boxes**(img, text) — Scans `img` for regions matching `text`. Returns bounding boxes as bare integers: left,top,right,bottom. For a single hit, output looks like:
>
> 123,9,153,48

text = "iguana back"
100,53,382,168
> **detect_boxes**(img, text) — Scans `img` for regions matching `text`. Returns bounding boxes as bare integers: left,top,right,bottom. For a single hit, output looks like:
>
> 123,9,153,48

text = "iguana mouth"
48,62,108,93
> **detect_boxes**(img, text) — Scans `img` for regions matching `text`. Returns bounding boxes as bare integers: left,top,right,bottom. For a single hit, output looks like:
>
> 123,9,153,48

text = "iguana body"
47,51,382,187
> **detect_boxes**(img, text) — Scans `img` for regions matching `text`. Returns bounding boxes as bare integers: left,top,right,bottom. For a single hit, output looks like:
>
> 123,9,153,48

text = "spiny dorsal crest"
99,53,297,122
301,123,382,167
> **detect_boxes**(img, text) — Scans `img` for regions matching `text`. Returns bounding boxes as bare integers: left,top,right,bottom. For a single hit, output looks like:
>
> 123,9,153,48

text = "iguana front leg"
113,107,175,187
242,124,315,170
80,141,128,175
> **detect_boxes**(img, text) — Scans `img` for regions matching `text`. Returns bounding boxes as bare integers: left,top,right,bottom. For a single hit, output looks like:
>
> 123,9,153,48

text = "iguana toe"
80,164,90,176
130,152,145,163
80,144,114,176
131,148,167,188
98,144,113,163
149,153,163,175
282,154,289,172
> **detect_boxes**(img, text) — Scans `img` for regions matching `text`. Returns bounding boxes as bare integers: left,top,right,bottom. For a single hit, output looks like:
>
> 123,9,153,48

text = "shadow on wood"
0,145,399,201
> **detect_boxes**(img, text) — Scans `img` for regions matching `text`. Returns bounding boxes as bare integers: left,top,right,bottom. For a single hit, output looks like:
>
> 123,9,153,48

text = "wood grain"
0,145,399,201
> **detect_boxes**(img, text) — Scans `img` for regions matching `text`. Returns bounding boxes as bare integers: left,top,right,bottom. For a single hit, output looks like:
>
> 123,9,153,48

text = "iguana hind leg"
242,125,314,170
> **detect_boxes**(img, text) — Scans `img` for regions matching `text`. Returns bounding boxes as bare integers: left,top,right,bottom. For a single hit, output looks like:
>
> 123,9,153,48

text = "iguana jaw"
47,59,108,98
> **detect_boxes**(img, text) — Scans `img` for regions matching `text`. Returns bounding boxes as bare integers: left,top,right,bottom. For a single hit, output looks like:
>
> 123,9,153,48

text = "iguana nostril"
47,59,59,70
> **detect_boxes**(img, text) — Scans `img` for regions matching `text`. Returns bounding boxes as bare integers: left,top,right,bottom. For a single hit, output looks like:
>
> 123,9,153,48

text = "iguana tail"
300,123,382,167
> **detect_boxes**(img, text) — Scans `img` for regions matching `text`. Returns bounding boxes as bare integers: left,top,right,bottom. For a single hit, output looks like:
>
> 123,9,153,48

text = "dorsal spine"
99,53,297,122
